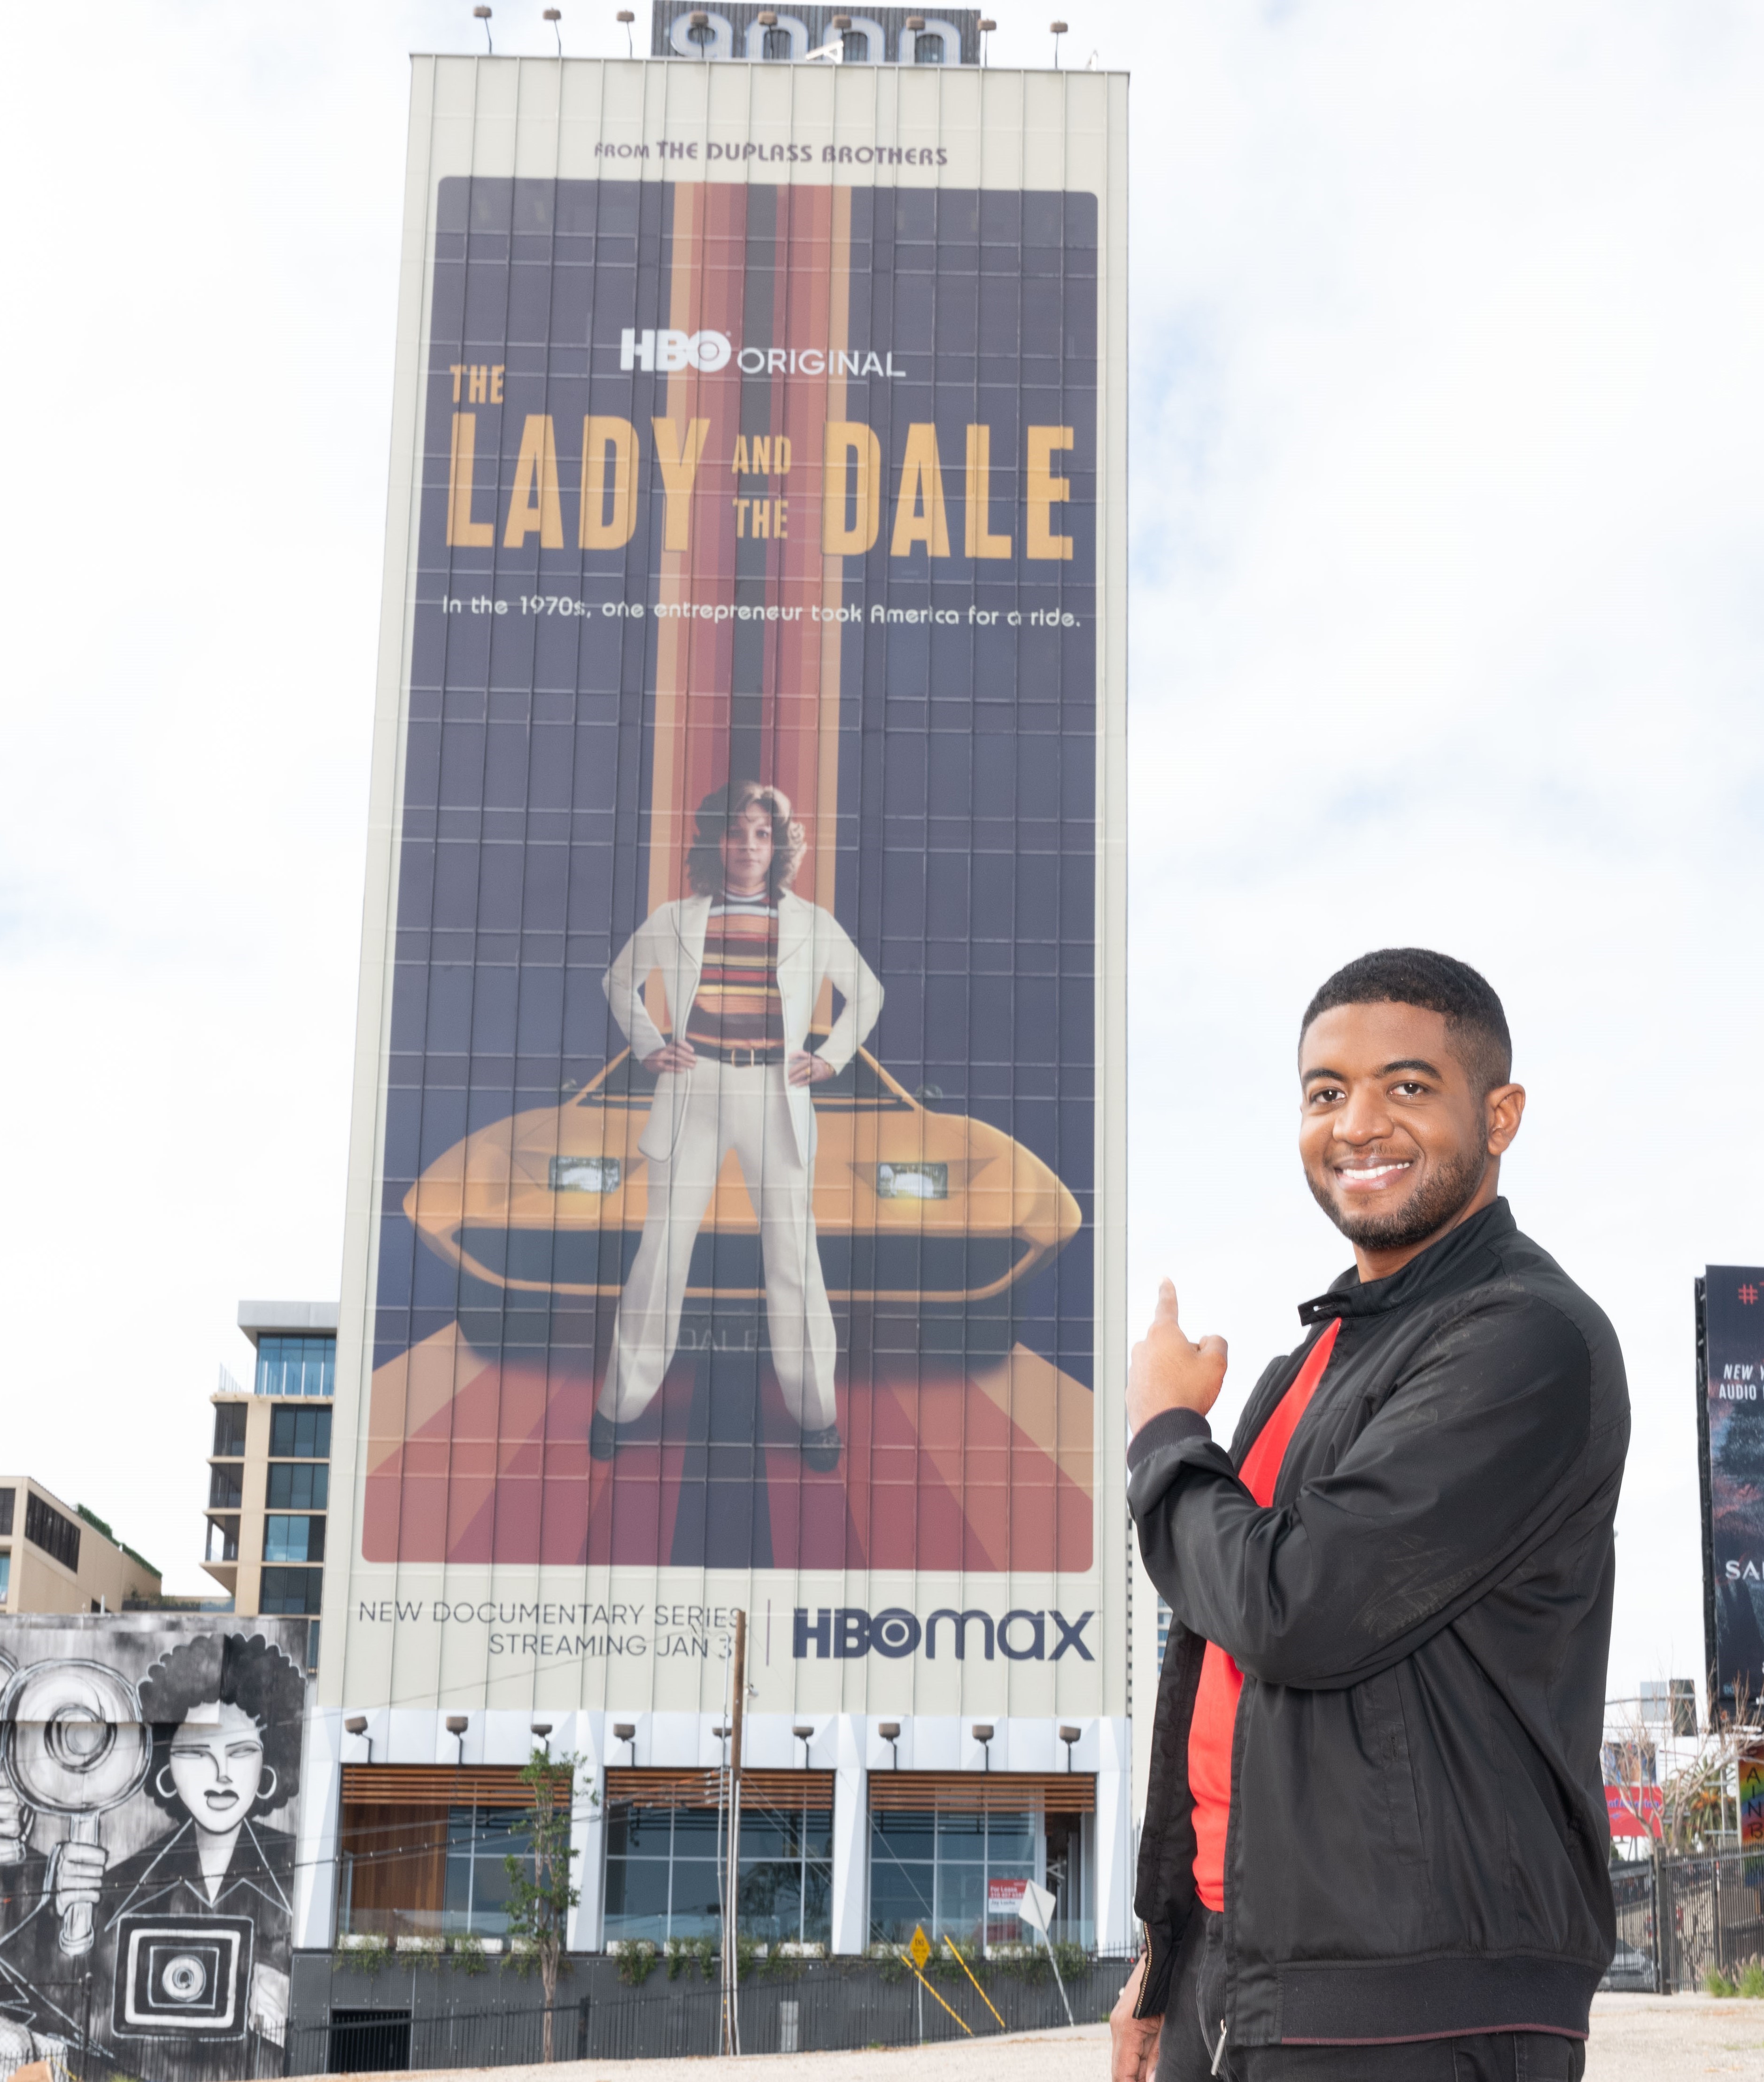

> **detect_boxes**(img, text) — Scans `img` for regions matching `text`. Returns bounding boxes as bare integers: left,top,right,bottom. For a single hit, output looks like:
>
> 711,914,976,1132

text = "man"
1112,949,1629,2082
593,779,882,1468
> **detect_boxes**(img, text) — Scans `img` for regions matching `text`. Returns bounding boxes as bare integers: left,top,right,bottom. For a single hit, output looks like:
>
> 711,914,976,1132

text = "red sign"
987,1877,1029,1912
1605,1784,1663,1839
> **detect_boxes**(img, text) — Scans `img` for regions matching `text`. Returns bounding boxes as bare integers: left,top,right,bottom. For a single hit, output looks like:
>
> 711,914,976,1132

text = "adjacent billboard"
0,1616,308,2082
1699,1267,1764,1717
328,57,1126,1756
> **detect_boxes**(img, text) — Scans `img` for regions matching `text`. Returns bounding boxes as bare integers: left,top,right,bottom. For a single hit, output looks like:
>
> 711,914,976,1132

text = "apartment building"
0,1477,160,1615
203,1298,335,1670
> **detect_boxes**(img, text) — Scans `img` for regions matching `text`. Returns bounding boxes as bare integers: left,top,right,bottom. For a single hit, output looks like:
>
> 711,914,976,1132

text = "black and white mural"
0,1616,306,2082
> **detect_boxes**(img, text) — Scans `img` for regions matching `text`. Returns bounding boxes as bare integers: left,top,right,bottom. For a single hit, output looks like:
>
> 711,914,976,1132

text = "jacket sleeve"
603,909,671,1063
1127,1289,1597,1690
811,913,883,1074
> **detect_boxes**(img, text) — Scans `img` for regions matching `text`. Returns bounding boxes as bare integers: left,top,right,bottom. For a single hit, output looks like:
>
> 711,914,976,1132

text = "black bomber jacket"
1128,1199,1630,2048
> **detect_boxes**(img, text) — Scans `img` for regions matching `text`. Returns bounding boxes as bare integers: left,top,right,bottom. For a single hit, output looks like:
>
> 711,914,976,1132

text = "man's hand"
1109,1957,1161,2082
0,1786,31,1865
787,1050,835,1087
52,1840,105,1926
642,1041,698,1075
1128,1279,1228,1434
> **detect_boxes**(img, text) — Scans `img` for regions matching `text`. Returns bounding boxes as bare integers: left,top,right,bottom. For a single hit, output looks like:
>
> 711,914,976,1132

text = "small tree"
503,1748,587,2061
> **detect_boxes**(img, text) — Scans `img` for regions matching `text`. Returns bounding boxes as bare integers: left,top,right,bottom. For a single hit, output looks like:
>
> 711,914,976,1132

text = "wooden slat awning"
605,1768,836,1812
340,1765,566,1808
868,1771,1095,1815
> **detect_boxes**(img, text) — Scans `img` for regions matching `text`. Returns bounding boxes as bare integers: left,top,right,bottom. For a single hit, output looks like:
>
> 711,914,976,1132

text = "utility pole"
720,1609,747,2056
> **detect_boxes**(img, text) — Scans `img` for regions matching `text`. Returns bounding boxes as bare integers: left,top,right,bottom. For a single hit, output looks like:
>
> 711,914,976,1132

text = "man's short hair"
1300,948,1513,1093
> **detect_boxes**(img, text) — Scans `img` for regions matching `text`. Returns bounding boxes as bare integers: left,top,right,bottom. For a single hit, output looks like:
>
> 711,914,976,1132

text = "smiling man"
1112,949,1630,2082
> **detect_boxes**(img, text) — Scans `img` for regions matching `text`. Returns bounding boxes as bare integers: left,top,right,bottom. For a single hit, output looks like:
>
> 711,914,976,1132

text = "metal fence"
1602,1850,1764,1995
285,1957,1137,2073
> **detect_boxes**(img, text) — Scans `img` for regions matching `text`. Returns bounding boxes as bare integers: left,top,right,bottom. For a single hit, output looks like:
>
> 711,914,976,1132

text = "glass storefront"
602,1771,834,1949
867,1778,1093,1952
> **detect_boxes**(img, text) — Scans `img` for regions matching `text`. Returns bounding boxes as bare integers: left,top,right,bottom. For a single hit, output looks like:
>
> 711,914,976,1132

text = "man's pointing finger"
1154,1278,1180,1323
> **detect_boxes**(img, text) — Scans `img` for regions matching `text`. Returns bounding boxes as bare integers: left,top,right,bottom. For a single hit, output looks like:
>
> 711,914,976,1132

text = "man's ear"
1485,1083,1525,1158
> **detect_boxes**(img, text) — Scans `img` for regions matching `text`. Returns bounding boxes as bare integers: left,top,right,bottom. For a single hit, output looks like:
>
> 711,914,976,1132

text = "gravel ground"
317,1995,1764,2082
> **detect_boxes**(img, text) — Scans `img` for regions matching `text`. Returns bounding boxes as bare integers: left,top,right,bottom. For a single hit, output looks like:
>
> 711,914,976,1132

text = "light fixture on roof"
972,1721,995,1771
1059,1723,1082,1771
979,17,996,64
1050,18,1067,67
616,9,635,58
344,1715,371,1761
446,1714,469,1765
542,7,562,54
472,5,493,55
878,1720,902,1769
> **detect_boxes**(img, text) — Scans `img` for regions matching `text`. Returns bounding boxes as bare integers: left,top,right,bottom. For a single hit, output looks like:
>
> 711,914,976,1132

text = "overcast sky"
1,2,1758,1700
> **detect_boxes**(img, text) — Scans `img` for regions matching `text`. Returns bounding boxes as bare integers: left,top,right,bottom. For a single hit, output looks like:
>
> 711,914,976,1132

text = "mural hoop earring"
258,1766,278,1804
155,1765,177,1800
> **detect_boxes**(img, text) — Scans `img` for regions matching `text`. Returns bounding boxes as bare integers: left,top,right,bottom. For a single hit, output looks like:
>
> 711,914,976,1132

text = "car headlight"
876,1163,948,1201
550,1156,621,1194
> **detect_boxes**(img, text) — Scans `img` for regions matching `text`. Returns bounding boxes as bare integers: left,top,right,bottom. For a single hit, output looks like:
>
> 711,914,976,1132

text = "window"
271,1406,332,1459
24,1493,80,1573
263,1515,326,1564
867,1779,1092,1949
209,1465,243,1510
869,1810,1037,1948
212,1404,247,1457
255,1335,335,1399
267,1462,329,1510
206,1518,239,1563
259,1566,323,1614
306,1619,321,1673
603,1771,834,1948
445,1806,534,1936
338,1778,555,1941
0,1553,9,1602
0,1490,13,1536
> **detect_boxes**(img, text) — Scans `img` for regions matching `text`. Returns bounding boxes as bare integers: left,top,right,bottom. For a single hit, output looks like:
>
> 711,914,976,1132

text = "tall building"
203,1299,335,1671
286,21,1129,2016
0,1477,160,1614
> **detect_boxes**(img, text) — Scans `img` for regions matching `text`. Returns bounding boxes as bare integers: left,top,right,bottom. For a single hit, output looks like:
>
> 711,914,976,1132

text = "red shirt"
1187,1315,1341,1911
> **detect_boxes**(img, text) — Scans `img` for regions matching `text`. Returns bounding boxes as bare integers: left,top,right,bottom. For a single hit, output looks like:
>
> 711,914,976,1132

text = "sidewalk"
327,1996,1764,2082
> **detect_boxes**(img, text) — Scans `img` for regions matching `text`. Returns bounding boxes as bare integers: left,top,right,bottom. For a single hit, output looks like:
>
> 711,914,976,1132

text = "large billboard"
1700,1267,1764,1717
0,1616,308,2082
327,52,1126,1802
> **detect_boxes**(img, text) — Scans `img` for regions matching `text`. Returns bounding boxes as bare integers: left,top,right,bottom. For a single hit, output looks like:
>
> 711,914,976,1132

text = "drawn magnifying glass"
1,1659,150,1955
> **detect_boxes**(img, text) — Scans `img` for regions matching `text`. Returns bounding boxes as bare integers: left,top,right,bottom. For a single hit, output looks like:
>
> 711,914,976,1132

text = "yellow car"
404,1041,1081,1309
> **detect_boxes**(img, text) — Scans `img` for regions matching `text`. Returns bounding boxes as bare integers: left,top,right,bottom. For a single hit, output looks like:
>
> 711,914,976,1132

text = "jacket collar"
1297,1196,1515,1326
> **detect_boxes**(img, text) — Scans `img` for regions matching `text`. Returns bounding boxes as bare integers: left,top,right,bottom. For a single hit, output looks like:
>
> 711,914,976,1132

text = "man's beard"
1307,1143,1487,1258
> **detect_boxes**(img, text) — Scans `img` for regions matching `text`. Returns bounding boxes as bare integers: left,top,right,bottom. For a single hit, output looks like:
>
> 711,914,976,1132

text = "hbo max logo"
793,1606,1094,1663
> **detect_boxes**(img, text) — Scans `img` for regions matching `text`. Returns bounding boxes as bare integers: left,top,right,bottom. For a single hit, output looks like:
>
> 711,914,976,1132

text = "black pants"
1154,1911,1586,2082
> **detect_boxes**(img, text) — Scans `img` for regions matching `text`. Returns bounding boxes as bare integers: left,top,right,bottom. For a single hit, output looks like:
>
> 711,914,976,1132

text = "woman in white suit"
595,780,883,1468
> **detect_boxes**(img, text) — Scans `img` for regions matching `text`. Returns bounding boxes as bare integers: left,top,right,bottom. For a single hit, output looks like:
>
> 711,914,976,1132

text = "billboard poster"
0,1616,307,2082
327,54,1127,1832
1699,1267,1764,1718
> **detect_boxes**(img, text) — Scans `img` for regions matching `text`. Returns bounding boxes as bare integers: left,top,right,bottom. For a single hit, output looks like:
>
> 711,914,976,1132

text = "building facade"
297,30,1130,1981
0,1479,159,1616
202,1301,336,1672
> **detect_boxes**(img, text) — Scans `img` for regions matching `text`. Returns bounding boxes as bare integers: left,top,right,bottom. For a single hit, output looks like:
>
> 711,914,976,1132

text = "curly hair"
137,1633,306,1820
684,780,806,900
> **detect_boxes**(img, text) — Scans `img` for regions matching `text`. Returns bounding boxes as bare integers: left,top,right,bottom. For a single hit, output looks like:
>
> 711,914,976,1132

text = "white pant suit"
597,888,883,1429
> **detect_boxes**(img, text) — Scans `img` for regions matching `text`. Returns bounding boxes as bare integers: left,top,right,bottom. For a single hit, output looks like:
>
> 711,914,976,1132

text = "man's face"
168,1702,266,1835
1299,1000,1512,1260
720,802,775,897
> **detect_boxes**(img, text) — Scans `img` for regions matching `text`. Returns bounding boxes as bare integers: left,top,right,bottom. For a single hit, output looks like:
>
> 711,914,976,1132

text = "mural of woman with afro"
47,1631,306,2079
